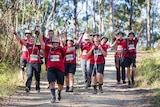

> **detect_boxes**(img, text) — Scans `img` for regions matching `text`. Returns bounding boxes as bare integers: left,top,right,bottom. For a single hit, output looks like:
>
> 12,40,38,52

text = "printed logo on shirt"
50,55,60,62
66,54,74,61
128,44,135,50
117,45,122,51
30,54,38,61
82,50,87,55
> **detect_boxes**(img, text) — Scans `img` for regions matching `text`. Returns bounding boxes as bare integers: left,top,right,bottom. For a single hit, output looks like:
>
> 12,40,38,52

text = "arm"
98,45,107,57
38,34,45,49
66,47,76,53
109,39,118,48
137,22,144,40
87,45,95,57
110,28,119,40
10,28,27,46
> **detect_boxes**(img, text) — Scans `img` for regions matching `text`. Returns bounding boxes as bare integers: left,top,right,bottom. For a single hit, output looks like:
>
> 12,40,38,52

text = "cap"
128,30,135,36
25,30,32,34
116,30,124,35
52,37,59,43
83,33,89,40
101,36,108,41
66,37,74,42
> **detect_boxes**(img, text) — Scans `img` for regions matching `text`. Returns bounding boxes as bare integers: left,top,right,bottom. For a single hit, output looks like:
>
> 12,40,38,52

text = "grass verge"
137,50,160,106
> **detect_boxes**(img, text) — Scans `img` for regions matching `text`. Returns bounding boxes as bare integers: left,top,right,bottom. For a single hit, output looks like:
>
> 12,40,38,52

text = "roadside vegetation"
0,61,46,100
137,40,160,106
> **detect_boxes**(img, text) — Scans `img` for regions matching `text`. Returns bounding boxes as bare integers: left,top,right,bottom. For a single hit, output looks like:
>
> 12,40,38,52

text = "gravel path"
0,52,153,107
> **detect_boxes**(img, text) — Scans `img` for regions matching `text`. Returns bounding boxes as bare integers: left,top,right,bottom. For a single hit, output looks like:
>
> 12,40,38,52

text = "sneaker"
93,86,97,94
99,85,103,93
50,96,56,103
123,80,126,84
65,86,69,92
36,90,40,93
25,87,30,93
117,81,121,84
131,76,135,86
68,86,73,92
128,81,131,88
57,90,61,101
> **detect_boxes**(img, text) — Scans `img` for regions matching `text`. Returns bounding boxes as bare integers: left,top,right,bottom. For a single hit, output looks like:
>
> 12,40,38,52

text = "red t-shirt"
26,43,41,63
80,42,92,60
21,39,30,59
90,44,108,64
64,46,76,64
123,38,138,58
45,45,66,72
43,36,52,59
113,37,125,57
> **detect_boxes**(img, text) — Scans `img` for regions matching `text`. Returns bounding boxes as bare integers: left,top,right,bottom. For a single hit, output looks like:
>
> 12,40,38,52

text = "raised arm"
137,22,144,40
10,27,27,46
110,28,119,40
38,34,45,49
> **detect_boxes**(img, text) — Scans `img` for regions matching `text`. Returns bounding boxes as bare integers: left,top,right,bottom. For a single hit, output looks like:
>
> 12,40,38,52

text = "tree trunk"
147,0,151,48
110,0,114,32
73,0,78,39
93,0,96,32
129,0,133,30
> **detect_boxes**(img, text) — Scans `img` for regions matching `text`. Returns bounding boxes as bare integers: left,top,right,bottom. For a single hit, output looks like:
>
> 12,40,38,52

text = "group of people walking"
10,22,144,103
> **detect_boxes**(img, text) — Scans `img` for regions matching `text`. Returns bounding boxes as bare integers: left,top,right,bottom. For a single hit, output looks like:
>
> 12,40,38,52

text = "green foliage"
137,51,160,88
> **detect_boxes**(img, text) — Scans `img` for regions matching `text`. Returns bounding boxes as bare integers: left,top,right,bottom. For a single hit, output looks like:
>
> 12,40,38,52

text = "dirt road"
1,52,153,107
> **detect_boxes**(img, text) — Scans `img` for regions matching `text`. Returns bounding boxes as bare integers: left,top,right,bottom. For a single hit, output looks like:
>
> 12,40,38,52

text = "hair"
48,30,54,33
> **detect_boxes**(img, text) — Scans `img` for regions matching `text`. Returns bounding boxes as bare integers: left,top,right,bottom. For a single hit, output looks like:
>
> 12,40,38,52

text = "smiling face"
117,33,123,39
48,30,54,39
25,33,31,39
128,33,134,40
52,42,59,48
67,40,74,47
30,36,35,44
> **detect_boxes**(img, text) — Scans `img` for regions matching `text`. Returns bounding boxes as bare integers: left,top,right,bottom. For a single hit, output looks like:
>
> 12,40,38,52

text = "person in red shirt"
39,36,76,103
79,33,93,89
11,29,41,93
14,30,31,80
123,23,144,88
64,37,76,92
87,34,108,94
111,29,126,84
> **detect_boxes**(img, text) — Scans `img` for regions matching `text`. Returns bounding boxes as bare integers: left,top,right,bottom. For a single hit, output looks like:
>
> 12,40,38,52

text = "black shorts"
90,63,105,76
124,57,136,67
64,63,76,76
47,67,65,85
20,58,27,67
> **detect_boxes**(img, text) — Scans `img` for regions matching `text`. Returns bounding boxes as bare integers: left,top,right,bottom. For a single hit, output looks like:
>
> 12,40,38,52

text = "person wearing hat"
123,23,144,88
39,36,76,103
111,29,126,84
79,32,93,89
64,37,76,92
11,28,32,80
11,29,42,93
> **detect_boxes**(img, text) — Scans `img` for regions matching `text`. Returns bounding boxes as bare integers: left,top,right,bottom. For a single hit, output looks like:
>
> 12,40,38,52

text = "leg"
64,63,69,92
68,64,76,92
115,56,120,83
34,63,41,92
47,67,56,103
97,63,104,93
80,59,87,85
20,58,27,80
120,57,126,84
57,70,65,101
25,63,33,92
86,59,91,86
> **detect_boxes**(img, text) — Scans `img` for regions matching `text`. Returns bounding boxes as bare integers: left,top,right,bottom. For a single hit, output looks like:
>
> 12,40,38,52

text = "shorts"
90,63,105,76
124,57,136,67
20,57,27,67
64,63,76,76
47,67,65,85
